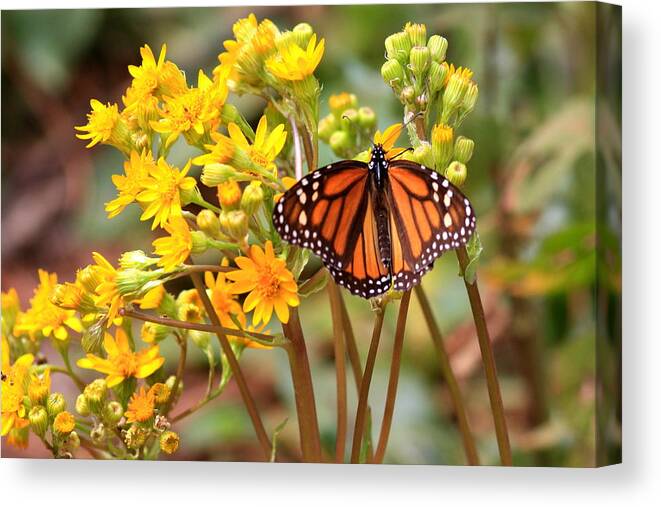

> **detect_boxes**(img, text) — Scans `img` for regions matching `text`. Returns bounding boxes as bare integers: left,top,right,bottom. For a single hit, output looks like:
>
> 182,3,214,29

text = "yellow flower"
373,123,404,158
153,217,192,272
124,387,155,423
28,368,51,405
228,115,287,172
443,63,474,86
151,70,227,148
76,327,165,387
1,352,34,437
13,270,82,341
226,241,299,325
90,252,123,326
105,150,156,219
160,430,180,454
193,131,236,167
53,411,75,435
128,44,187,101
136,284,166,310
266,34,325,81
75,99,132,153
2,288,21,336
204,269,246,329
136,157,197,230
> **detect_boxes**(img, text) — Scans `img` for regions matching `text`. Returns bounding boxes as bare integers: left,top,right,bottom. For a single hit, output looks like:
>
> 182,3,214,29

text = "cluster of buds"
318,93,378,158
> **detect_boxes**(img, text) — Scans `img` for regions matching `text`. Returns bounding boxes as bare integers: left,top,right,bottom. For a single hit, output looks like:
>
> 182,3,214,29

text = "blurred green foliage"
1,2,620,466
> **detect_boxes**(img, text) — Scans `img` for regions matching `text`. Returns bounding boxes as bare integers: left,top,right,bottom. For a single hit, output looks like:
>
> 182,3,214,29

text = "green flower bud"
384,31,411,65
220,103,244,126
240,181,265,216
75,394,90,417
454,136,475,164
196,209,221,239
141,321,172,344
292,23,314,47
190,330,211,350
115,268,160,297
427,35,448,62
219,210,249,241
431,123,454,170
81,321,105,355
103,401,124,425
412,142,433,167
381,59,406,91
190,231,209,255
443,73,470,114
275,30,297,52
201,163,241,187
461,82,479,114
84,379,107,414
329,130,352,156
409,46,431,78
404,22,427,47
357,107,377,130
428,61,448,93
318,113,338,143
66,431,81,450
119,250,158,270
77,265,103,294
291,75,320,100
445,161,468,187
46,392,66,418
29,406,49,437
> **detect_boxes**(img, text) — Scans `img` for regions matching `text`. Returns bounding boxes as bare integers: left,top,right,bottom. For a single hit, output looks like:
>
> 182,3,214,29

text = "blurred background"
1,2,621,466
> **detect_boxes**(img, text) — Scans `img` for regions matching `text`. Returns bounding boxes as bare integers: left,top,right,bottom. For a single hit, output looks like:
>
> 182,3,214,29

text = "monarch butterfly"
272,142,476,298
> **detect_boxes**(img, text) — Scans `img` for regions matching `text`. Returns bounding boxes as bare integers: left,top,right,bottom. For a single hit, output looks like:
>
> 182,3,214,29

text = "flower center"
116,351,138,377
257,267,280,299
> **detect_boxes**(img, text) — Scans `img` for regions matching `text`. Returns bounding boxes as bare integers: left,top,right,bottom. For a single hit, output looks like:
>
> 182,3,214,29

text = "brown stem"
189,271,272,460
456,246,512,465
327,279,348,463
300,122,317,172
183,265,234,274
350,302,387,463
414,284,480,465
120,308,275,344
373,291,411,463
281,307,323,462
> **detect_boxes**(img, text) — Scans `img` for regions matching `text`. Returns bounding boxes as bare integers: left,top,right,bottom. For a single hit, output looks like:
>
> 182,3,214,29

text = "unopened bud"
431,123,454,169
404,22,427,47
454,136,475,164
428,61,448,93
84,379,107,413
46,392,66,418
329,130,352,156
66,431,81,450
292,22,314,47
103,401,124,425
427,35,448,62
381,59,405,91
77,265,103,294
357,107,377,130
240,181,265,215
318,113,338,143
196,209,221,239
29,406,49,437
141,321,172,343
385,31,412,65
217,180,242,211
201,163,239,186
412,143,433,167
445,161,468,187
190,230,209,255
409,46,431,78
329,92,357,116
462,82,479,114
75,394,91,417
219,210,249,241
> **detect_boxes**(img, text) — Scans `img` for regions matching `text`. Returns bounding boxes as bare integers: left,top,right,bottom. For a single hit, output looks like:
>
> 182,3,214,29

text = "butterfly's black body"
273,143,477,299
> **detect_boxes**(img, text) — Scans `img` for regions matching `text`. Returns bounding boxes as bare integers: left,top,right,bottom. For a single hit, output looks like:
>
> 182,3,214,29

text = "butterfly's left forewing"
386,160,477,291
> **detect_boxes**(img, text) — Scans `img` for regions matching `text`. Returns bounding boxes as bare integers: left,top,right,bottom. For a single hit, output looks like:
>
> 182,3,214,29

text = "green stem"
281,307,323,462
189,270,272,460
456,246,512,465
373,291,411,464
414,284,480,465
350,301,387,463
327,279,348,463
162,332,187,417
55,343,85,391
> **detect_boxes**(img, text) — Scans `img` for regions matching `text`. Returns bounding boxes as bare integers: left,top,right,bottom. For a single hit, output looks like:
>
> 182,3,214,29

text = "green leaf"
270,417,289,462
463,232,483,284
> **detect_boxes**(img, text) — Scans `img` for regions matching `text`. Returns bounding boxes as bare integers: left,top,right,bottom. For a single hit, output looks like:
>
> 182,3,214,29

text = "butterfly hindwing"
386,160,477,291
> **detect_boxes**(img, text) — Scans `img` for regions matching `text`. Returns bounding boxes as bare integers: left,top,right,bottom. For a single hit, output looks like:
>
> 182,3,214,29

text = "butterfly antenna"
389,147,414,160
377,111,424,148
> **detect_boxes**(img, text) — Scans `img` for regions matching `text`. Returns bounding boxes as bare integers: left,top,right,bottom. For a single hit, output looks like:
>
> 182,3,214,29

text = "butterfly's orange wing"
386,160,476,291
273,162,391,297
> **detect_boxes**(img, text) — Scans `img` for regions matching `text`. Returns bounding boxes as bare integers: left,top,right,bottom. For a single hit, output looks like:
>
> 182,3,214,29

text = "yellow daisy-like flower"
124,387,155,423
76,327,165,387
153,217,192,272
90,252,123,326
228,115,287,172
204,269,246,330
128,44,187,101
443,63,474,86
266,34,325,81
136,284,166,310
1,352,34,437
13,270,82,341
75,99,122,148
151,70,228,148
105,150,156,219
136,157,197,230
226,241,300,325
373,123,404,159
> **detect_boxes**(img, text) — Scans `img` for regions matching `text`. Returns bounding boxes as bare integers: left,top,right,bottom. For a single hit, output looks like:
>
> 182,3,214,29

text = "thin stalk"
55,344,85,391
300,121,317,171
120,308,276,345
281,307,323,462
289,114,304,181
456,246,512,465
189,271,272,460
350,301,387,463
327,279,348,463
162,332,187,417
373,291,411,463
414,284,480,465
